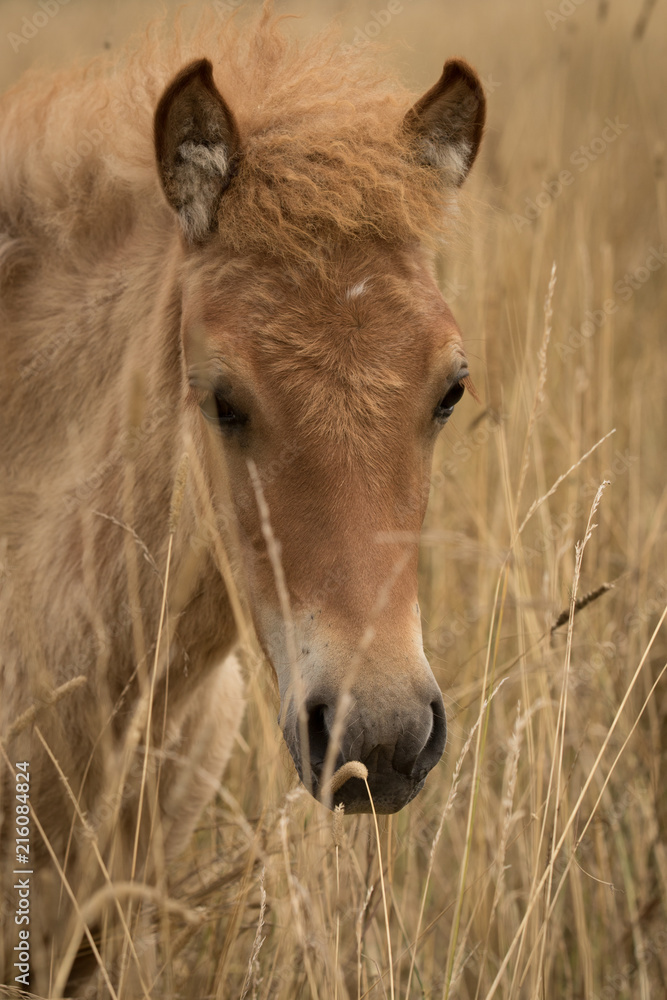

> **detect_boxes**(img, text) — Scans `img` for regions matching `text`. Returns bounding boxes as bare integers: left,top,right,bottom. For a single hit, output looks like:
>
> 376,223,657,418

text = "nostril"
415,700,447,778
306,703,330,771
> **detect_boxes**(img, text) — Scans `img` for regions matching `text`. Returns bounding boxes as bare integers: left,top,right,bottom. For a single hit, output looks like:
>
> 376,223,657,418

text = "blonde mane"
0,7,455,277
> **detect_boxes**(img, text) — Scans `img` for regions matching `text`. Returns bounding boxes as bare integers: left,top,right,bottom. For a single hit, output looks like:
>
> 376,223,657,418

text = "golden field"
1,0,666,997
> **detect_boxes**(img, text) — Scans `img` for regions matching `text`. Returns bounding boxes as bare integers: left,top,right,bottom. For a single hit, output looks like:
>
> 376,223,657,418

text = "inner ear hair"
404,59,486,187
154,58,240,243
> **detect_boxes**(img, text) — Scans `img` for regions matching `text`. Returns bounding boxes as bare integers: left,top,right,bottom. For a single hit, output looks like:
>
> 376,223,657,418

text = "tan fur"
160,653,245,860
0,7,484,994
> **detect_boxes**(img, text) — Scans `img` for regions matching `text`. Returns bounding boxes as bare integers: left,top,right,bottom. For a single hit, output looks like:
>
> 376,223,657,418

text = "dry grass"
1,0,666,997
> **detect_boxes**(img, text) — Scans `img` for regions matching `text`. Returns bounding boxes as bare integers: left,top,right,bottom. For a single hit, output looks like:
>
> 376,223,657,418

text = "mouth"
294,755,428,814
322,772,426,814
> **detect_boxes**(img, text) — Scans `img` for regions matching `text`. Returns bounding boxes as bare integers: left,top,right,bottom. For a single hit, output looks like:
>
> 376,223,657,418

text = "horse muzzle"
281,678,447,814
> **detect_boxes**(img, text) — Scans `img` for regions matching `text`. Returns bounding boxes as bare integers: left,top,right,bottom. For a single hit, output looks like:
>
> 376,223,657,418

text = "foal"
0,12,485,992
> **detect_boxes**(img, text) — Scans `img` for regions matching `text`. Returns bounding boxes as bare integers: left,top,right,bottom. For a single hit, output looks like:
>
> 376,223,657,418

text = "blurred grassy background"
2,0,666,997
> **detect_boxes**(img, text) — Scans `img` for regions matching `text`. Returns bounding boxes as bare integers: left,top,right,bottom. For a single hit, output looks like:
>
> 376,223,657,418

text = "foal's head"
155,50,485,813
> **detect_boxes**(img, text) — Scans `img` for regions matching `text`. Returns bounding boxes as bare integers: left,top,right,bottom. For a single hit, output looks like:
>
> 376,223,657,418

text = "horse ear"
404,59,486,187
154,59,240,243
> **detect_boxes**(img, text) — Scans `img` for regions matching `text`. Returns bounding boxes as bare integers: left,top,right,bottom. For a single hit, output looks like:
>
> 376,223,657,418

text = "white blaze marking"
345,279,369,300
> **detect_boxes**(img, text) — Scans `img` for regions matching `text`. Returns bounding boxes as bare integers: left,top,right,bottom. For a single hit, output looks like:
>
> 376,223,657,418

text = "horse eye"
215,395,237,422
201,392,246,429
435,380,465,422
